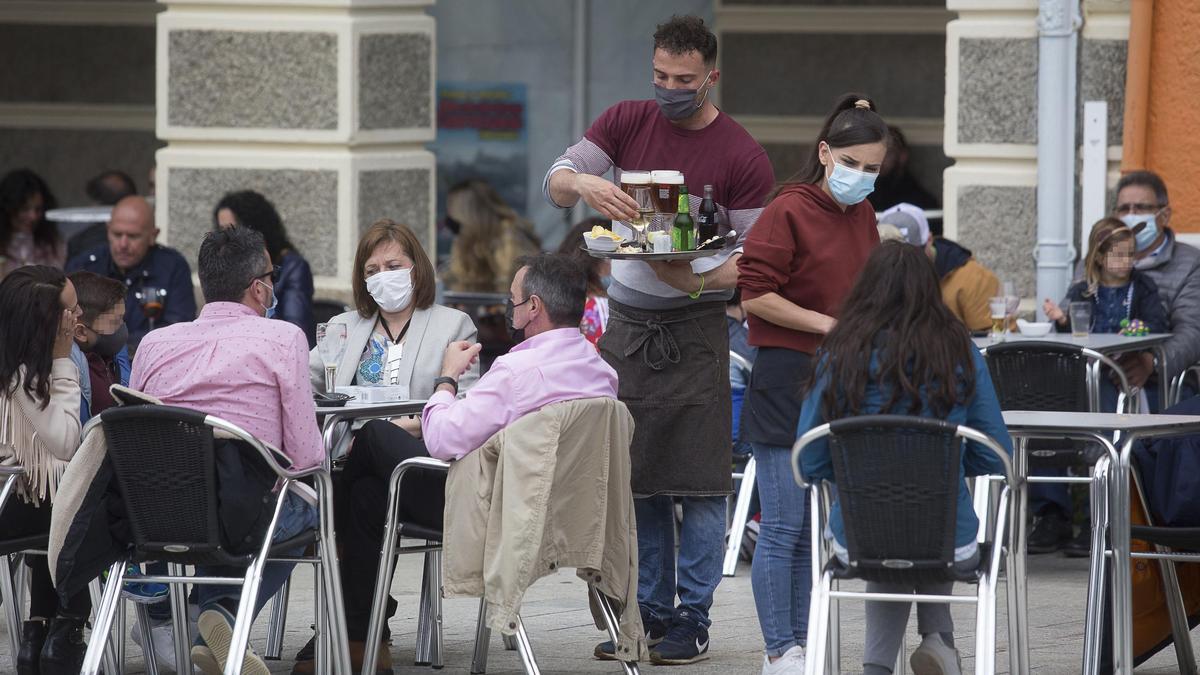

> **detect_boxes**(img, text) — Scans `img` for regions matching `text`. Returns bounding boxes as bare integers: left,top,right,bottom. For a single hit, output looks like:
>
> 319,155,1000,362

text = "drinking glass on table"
989,296,1007,343
316,323,348,393
1069,302,1092,338
139,285,164,331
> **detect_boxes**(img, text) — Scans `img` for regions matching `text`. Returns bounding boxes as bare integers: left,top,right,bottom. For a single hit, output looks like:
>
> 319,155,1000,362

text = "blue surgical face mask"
1122,213,1160,252
823,145,877,206
256,279,278,318
600,275,613,290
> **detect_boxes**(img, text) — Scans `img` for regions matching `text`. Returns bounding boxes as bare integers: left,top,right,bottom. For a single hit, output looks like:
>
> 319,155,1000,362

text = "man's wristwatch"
433,376,458,395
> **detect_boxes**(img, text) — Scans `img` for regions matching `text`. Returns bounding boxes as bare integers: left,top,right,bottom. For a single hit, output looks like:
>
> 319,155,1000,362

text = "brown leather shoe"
290,639,392,675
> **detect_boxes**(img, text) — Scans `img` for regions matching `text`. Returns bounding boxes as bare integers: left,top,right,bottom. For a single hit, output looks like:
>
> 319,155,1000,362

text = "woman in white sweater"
0,265,89,675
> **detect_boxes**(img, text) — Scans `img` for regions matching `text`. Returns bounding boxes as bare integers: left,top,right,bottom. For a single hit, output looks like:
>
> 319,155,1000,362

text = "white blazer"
309,304,480,399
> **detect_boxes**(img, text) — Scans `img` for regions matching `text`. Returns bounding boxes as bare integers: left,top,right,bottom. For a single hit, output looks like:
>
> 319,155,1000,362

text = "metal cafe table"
316,400,428,457
975,333,1172,406
1001,410,1200,675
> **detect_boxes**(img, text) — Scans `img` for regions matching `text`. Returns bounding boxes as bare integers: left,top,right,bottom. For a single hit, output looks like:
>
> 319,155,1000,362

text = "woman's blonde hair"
445,180,541,293
1083,217,1135,297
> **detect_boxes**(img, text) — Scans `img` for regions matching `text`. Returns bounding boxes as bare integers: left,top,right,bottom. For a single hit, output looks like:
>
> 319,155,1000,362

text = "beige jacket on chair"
442,396,646,660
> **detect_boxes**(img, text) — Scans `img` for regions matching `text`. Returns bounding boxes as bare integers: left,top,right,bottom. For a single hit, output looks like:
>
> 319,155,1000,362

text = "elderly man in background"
66,195,195,351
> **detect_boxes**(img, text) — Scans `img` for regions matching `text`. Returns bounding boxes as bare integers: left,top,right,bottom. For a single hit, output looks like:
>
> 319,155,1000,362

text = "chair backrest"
824,415,964,584
729,351,752,386
982,341,1093,412
98,404,246,566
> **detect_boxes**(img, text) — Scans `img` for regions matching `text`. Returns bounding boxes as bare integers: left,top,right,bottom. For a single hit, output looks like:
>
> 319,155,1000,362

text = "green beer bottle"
672,186,695,252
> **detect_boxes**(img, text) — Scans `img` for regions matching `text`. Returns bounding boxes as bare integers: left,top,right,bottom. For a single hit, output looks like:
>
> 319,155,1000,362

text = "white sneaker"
909,634,962,675
761,645,806,674
132,612,201,674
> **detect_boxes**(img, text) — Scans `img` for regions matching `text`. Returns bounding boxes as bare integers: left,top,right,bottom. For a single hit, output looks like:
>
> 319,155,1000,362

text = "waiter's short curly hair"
653,15,717,66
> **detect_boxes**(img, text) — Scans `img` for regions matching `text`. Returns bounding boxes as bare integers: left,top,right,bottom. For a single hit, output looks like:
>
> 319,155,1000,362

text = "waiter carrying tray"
544,14,774,666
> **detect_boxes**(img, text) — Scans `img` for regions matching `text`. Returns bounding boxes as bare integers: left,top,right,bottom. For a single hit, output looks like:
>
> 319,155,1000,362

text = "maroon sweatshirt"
737,182,879,355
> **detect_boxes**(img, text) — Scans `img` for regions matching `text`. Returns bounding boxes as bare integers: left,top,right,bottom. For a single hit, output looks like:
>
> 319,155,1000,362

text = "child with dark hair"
557,218,611,346
67,271,131,422
798,241,1012,675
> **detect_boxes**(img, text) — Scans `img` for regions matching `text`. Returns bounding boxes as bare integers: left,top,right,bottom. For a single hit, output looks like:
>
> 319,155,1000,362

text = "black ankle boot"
38,616,86,675
16,619,47,675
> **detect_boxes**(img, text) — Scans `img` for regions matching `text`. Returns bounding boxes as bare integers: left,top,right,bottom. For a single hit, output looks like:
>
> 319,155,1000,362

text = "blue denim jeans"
749,443,811,658
196,491,318,617
634,495,726,628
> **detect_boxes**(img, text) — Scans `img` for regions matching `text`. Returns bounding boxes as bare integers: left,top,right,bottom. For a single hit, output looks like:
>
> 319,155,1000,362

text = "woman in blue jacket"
797,240,1012,675
214,190,317,346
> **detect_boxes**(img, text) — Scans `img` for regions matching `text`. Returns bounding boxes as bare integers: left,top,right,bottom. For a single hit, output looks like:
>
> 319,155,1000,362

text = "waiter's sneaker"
593,611,668,660
909,634,962,675
649,610,710,665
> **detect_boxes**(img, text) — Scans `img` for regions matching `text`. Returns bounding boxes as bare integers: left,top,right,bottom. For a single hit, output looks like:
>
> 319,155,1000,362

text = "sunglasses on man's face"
256,265,282,284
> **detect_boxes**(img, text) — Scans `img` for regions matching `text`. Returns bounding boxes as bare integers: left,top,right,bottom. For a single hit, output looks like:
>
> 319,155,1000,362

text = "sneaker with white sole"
132,621,181,673
649,609,710,665
761,645,806,674
909,634,962,675
194,608,270,675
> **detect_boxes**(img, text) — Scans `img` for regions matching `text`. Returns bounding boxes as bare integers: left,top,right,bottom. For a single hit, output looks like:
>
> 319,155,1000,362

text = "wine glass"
316,323,348,394
628,186,655,250
139,286,164,331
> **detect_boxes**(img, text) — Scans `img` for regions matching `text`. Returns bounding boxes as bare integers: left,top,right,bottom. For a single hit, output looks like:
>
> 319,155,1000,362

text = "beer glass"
1069,302,1092,339
620,170,651,200
317,322,348,393
989,296,1007,343
139,285,165,331
651,170,684,213
628,186,655,249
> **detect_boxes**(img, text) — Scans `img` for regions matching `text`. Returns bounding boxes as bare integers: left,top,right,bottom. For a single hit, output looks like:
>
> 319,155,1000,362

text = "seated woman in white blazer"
300,219,481,670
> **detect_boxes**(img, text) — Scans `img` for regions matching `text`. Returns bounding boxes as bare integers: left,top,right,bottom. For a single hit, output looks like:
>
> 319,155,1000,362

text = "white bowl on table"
1016,319,1053,337
582,232,625,252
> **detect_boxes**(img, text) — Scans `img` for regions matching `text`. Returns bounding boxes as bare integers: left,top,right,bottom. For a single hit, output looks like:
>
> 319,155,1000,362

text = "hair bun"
854,99,871,110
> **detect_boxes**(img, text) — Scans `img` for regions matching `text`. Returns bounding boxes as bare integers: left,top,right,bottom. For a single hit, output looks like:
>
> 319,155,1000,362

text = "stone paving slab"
0,552,1189,673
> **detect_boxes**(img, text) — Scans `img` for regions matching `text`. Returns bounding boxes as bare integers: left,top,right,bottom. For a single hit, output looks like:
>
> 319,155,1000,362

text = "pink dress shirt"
129,302,324,470
422,327,618,460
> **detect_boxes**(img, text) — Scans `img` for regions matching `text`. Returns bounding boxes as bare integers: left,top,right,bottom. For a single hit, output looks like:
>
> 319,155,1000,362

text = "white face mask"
365,268,414,313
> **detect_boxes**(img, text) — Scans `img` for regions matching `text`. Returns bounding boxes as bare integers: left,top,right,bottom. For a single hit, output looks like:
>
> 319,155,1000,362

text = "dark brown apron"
599,299,732,497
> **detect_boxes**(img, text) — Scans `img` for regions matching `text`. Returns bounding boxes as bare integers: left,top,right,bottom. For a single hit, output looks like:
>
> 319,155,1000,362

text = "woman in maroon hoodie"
737,93,887,673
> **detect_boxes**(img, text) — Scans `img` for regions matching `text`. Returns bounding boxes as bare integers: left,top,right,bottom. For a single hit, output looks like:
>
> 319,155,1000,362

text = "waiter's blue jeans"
635,495,725,628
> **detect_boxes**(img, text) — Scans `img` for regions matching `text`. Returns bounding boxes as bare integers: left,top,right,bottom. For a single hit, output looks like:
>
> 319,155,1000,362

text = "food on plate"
588,225,622,240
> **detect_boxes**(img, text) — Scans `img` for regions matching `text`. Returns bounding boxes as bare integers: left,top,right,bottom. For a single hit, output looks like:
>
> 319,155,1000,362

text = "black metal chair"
78,404,352,675
792,415,1015,675
1127,452,1200,674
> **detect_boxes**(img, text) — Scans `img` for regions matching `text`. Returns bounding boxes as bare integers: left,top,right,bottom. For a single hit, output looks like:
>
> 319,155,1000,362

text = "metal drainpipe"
569,0,589,227
1034,0,1083,318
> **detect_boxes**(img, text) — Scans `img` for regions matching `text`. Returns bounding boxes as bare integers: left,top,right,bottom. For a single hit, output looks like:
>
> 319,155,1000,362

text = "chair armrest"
388,456,451,489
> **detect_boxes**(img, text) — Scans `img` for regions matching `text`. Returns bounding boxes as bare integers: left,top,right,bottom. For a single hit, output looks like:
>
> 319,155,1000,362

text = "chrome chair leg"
315,565,329,674
471,597,491,674
135,600,161,675
116,596,127,668
167,562,193,675
723,456,756,576
1082,463,1111,675
429,549,444,669
1157,549,1198,674
590,584,640,674
264,576,290,660
803,570,833,675
13,554,27,620
415,551,433,665
512,614,542,675
81,561,125,675
1,554,21,667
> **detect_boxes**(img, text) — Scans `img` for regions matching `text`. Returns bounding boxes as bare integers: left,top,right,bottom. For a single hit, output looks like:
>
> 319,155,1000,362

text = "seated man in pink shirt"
130,226,323,675
422,252,618,460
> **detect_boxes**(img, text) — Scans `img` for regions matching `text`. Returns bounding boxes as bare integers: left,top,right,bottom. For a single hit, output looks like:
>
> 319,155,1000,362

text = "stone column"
156,0,436,300
944,0,1129,299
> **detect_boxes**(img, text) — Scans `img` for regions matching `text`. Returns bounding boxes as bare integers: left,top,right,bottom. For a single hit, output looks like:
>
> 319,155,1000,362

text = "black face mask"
445,215,463,235
505,298,530,343
86,323,129,359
